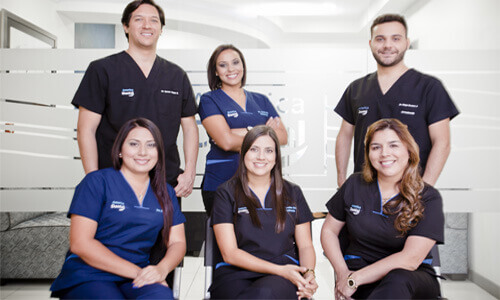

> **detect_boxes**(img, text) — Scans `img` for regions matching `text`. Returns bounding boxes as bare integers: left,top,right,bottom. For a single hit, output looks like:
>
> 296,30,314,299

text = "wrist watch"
347,273,357,290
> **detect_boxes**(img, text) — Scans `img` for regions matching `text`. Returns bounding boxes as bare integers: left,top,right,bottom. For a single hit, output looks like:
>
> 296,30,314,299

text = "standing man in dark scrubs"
335,14,459,188
73,0,198,199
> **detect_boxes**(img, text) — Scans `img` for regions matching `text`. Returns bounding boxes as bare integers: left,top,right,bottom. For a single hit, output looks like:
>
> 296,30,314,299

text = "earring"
119,153,122,158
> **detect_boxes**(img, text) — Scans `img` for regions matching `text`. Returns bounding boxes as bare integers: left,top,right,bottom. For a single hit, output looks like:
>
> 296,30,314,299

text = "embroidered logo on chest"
358,106,369,116
121,89,134,97
227,110,239,118
398,103,418,116
161,89,179,95
110,201,126,212
258,111,269,117
238,207,249,214
349,204,361,215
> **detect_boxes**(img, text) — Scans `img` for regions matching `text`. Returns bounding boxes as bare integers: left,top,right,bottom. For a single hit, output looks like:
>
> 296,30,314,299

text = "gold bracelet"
303,268,315,278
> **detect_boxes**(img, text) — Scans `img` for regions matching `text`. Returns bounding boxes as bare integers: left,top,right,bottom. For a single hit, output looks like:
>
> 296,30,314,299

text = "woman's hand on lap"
132,265,167,288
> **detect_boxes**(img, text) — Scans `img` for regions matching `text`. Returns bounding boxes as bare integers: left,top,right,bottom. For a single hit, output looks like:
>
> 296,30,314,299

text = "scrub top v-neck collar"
372,179,400,217
374,68,413,97
119,170,151,207
122,51,160,81
219,89,248,112
248,185,272,209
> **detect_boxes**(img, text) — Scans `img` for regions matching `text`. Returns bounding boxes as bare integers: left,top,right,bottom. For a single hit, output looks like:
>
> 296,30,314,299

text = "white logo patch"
110,201,126,212
161,90,179,95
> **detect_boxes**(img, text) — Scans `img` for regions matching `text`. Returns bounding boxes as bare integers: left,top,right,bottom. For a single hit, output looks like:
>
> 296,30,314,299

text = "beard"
372,48,406,67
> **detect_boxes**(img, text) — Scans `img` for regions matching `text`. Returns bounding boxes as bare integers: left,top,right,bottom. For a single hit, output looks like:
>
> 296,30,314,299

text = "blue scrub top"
51,168,185,292
198,89,280,191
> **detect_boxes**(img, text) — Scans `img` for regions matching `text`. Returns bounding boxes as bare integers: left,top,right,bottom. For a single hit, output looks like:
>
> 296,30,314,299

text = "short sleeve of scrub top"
68,170,107,221
334,84,356,125
71,61,107,114
211,183,235,225
424,78,459,125
291,184,314,224
168,183,187,225
407,185,444,245
325,180,348,222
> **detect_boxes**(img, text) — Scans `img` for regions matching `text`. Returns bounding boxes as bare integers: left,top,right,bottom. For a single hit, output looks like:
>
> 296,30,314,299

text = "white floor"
1,219,497,299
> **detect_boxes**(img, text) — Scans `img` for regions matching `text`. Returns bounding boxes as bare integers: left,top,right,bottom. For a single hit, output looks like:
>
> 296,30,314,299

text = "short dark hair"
121,0,165,40
111,118,173,247
370,14,408,37
207,44,247,91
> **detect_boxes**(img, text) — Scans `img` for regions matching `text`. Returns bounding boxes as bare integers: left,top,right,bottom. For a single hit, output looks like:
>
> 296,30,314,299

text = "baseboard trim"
469,270,500,299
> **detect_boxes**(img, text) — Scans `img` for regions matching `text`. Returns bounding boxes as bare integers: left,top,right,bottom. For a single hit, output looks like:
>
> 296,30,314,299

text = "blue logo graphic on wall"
121,88,134,97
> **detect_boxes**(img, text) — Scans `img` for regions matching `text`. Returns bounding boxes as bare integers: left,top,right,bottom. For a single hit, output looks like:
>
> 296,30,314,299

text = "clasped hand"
132,265,168,289
278,265,318,300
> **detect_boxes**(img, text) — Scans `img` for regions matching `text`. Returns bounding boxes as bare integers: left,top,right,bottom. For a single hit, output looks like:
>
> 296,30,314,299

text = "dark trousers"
58,280,173,299
352,268,441,299
210,274,297,299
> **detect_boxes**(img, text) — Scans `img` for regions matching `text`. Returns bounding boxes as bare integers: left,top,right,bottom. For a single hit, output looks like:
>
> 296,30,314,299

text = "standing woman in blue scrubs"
199,44,288,215
210,126,317,299
50,118,186,299
321,119,444,299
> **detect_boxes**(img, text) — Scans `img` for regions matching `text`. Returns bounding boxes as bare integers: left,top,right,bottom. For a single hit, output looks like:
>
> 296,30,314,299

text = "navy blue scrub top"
334,69,459,173
198,89,280,191
326,173,444,269
211,178,313,265
50,168,186,292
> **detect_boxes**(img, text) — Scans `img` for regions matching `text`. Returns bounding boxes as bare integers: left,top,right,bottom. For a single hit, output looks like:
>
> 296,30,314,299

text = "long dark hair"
207,44,247,91
362,118,424,235
121,0,166,40
234,125,290,233
111,118,173,246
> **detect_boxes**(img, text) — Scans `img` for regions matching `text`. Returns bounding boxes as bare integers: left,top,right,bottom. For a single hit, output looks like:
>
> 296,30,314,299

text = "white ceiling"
55,0,430,48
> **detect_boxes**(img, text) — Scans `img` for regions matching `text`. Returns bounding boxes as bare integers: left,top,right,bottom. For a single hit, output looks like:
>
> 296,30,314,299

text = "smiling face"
244,135,277,179
369,21,410,67
120,127,158,176
123,4,162,50
368,128,410,182
215,49,245,89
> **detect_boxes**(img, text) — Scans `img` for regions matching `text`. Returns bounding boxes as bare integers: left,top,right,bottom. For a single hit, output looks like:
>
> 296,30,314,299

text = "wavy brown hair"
234,125,290,233
111,118,173,247
362,119,424,235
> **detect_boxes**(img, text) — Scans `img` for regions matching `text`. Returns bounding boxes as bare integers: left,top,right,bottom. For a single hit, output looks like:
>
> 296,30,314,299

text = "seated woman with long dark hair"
50,118,186,299
321,118,444,299
210,125,317,299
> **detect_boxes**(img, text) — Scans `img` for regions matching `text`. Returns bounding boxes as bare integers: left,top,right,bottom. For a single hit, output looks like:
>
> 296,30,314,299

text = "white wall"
469,213,500,297
407,0,500,50
0,0,74,48
407,0,500,297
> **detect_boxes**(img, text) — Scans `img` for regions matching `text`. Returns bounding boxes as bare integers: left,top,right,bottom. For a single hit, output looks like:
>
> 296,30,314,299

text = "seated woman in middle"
210,125,317,300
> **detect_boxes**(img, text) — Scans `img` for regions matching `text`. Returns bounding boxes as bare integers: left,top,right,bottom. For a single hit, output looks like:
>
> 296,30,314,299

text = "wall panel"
1,49,499,212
